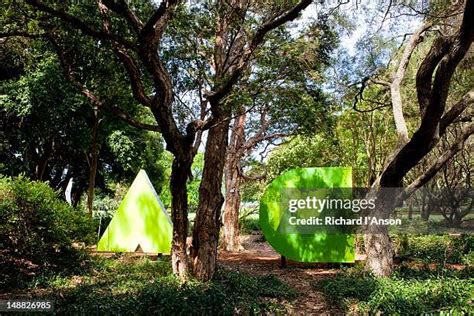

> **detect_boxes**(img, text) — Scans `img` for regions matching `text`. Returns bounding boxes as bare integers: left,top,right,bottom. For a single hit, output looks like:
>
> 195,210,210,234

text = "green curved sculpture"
97,170,172,254
259,167,355,262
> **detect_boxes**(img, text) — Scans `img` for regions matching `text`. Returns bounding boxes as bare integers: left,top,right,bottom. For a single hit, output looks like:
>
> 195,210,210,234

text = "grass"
25,256,296,315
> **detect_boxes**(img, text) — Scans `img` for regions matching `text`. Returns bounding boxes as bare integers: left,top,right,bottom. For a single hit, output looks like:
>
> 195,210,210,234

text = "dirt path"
218,235,343,315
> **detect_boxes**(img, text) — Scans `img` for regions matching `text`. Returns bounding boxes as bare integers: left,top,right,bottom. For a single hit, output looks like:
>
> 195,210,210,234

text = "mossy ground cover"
24,256,297,315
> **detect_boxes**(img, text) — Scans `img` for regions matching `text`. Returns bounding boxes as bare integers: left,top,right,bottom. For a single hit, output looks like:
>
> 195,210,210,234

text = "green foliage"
0,175,94,290
316,265,473,314
40,257,295,315
0,53,91,179
395,234,474,264
0,49,168,207
266,135,340,181
239,216,260,234
335,108,397,186
106,130,166,192
461,252,474,266
265,105,397,187
159,152,204,212
315,266,378,303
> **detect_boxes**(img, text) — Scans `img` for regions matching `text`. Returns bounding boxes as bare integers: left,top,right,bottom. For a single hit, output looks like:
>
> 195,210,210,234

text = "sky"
299,1,422,56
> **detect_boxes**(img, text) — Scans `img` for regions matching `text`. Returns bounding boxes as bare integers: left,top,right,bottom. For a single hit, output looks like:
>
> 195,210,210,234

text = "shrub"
315,267,377,304
316,266,473,314
363,278,472,314
239,216,260,234
395,234,474,264
0,176,95,290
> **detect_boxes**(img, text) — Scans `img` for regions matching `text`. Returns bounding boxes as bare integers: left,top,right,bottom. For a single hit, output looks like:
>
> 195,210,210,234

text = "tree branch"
440,89,474,135
208,0,312,104
49,35,160,133
25,0,135,49
103,103,161,132
379,0,474,188
389,21,433,142
141,0,180,45
102,0,143,32
415,36,453,114
399,123,473,202
96,0,152,108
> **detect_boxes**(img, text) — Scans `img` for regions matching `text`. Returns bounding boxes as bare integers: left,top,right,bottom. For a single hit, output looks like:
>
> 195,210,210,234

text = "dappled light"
260,167,355,262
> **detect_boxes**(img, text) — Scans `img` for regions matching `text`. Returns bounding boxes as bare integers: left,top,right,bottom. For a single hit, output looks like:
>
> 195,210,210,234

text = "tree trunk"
170,158,192,280
222,170,243,251
420,192,429,220
192,112,231,281
364,188,396,277
34,139,53,181
222,110,246,252
408,198,413,220
86,112,99,216
364,225,394,277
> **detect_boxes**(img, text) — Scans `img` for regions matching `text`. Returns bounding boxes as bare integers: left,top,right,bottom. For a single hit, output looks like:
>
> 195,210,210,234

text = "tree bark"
389,22,432,143
364,225,394,276
363,188,397,277
191,111,231,281
86,110,99,216
222,174,243,251
169,158,192,279
222,109,246,251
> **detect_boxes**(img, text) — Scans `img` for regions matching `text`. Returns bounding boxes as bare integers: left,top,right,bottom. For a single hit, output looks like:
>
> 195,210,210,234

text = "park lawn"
24,256,297,315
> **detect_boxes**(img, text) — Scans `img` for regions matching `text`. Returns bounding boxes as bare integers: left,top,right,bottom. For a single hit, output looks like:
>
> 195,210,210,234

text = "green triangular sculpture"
97,170,173,254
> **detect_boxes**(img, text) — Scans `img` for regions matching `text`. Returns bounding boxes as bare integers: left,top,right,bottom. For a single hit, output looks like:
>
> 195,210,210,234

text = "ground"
3,232,471,314
219,234,345,315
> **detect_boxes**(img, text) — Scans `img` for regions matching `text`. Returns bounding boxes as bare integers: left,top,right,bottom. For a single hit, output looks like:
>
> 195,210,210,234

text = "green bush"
0,176,95,290
395,234,474,264
461,252,474,266
315,266,377,303
316,266,473,314
239,217,260,234
394,263,474,280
